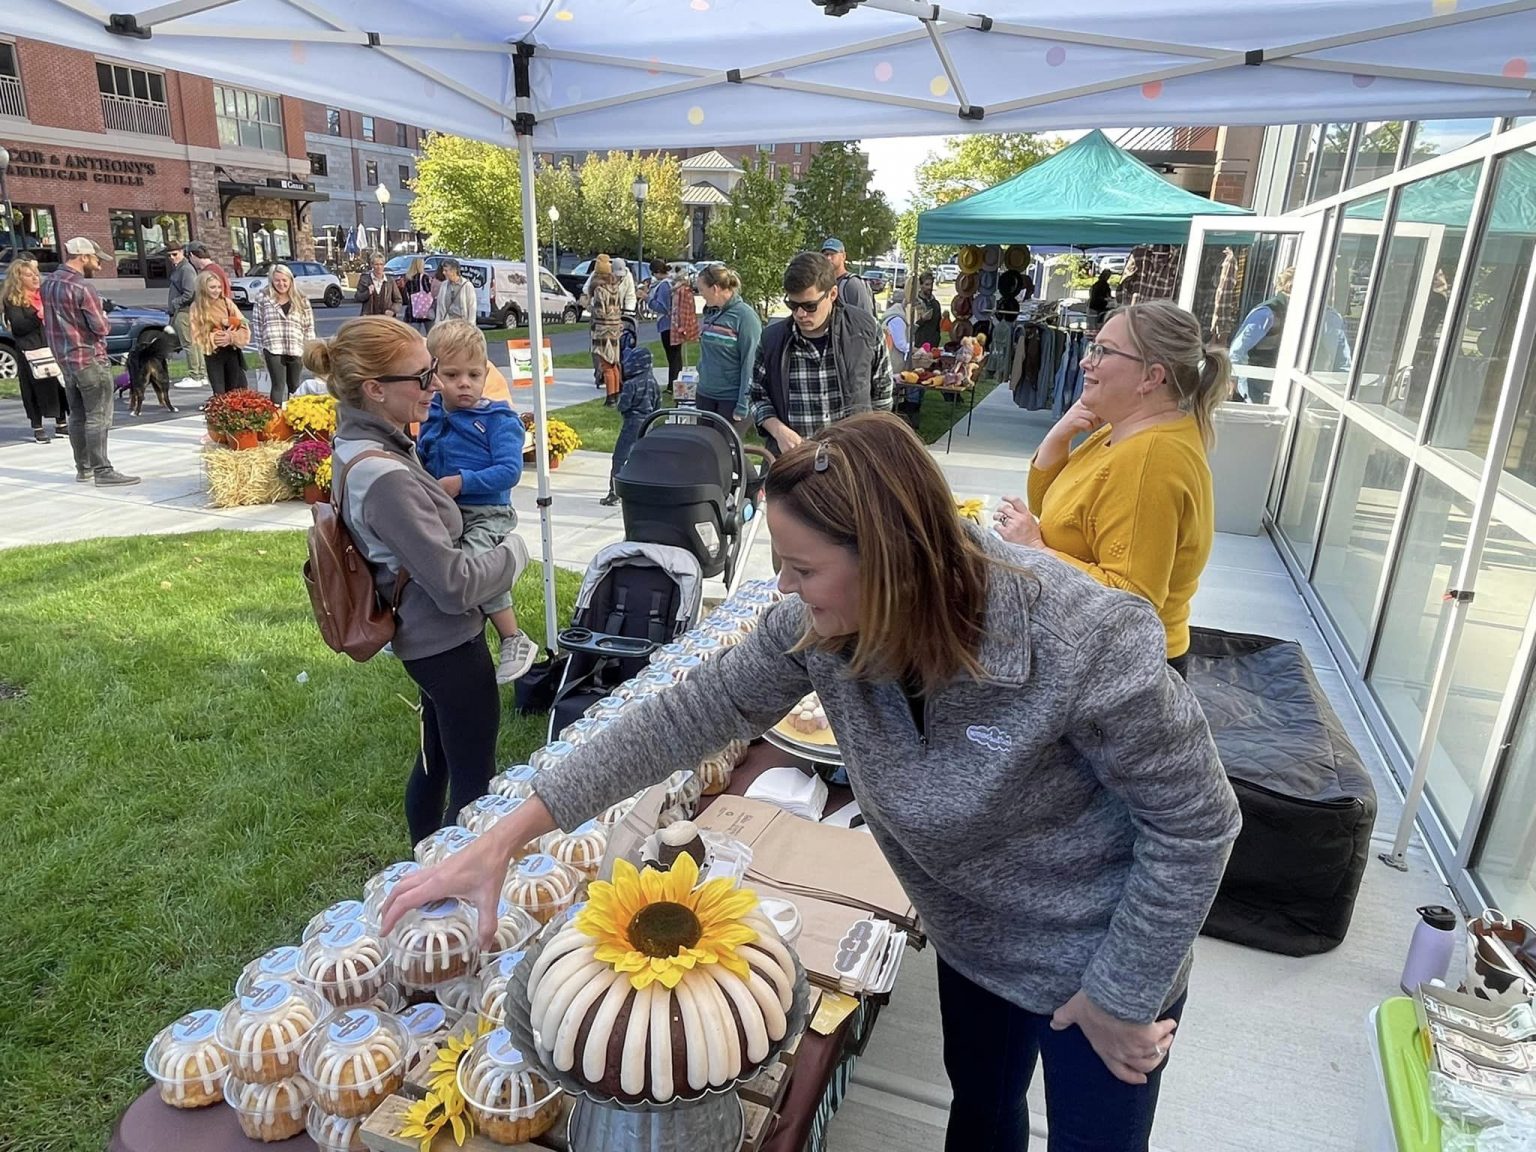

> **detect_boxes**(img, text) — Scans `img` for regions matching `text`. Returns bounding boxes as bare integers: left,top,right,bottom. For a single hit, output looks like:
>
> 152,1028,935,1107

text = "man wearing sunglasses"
748,251,892,455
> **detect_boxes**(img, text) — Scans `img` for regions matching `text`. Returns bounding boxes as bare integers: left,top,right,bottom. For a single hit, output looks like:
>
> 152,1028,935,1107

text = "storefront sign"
4,148,157,187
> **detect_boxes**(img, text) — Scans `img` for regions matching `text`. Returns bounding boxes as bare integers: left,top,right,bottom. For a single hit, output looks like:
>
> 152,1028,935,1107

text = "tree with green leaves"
792,142,898,261
533,159,582,265
409,133,524,258
570,151,687,264
895,132,1066,268
707,156,802,317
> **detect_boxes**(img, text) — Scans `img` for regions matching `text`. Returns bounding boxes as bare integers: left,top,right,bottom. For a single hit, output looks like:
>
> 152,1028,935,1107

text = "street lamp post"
632,175,649,274
0,147,16,256
547,205,560,271
374,183,391,255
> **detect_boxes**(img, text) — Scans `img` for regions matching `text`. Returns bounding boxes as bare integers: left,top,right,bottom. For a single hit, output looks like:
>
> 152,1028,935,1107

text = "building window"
1346,122,1404,191
362,116,375,143
230,217,293,268
758,143,774,153
96,61,170,136
396,122,407,148
214,85,284,152
6,205,57,256
326,107,341,135
0,40,24,119
793,142,802,155
108,210,190,277
398,164,410,186
792,163,801,179
365,160,378,186
1277,390,1341,567
1407,119,1497,164
767,161,777,179
308,152,328,177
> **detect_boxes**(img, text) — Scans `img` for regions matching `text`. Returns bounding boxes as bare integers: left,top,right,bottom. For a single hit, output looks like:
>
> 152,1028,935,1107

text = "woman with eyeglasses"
994,302,1229,677
382,411,1240,1152
313,317,524,840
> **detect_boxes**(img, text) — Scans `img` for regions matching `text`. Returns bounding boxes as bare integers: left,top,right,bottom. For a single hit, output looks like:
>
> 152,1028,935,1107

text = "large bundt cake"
524,855,798,1104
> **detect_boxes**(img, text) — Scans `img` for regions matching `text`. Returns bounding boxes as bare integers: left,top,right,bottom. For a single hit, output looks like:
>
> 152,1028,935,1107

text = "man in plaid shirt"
749,251,892,455
42,237,139,486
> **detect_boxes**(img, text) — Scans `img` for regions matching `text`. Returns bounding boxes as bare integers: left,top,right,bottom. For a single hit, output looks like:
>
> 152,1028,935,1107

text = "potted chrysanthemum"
276,438,334,503
206,390,280,450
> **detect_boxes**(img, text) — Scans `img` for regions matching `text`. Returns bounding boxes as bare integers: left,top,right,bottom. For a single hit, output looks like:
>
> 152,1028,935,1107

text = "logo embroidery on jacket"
965,724,1011,753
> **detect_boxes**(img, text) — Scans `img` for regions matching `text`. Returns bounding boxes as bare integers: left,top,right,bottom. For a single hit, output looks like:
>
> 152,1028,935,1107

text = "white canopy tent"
10,3,1534,850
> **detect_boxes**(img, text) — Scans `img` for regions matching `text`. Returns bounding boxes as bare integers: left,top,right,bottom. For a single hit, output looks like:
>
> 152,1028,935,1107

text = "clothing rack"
1007,314,1088,414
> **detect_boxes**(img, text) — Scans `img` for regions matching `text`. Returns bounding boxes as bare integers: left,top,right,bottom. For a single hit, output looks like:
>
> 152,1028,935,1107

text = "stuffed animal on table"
944,335,983,388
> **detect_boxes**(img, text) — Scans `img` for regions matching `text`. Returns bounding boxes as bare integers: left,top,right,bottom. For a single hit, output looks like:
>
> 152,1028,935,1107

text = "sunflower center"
627,901,703,958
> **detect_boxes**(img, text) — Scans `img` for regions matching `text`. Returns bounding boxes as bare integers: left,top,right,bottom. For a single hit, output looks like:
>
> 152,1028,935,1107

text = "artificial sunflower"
427,1017,494,1109
576,854,759,990
400,1095,450,1152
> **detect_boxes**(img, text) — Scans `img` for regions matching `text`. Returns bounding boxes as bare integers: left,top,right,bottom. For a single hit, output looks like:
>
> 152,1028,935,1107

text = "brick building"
300,103,427,260
0,35,326,284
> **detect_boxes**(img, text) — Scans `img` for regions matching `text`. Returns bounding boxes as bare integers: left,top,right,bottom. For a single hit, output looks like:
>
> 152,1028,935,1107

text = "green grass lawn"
481,321,586,344
553,373,1000,456
0,377,18,400
0,531,580,1152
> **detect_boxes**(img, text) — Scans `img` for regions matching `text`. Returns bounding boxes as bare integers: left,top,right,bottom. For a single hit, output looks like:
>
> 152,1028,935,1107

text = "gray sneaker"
495,632,539,684
76,470,92,483
94,470,142,487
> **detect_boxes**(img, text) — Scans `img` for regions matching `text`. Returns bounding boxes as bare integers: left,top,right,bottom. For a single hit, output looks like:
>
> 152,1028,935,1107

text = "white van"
458,259,581,329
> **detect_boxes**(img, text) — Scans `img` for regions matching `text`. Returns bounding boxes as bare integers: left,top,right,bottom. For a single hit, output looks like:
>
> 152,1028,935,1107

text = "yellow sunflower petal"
709,923,760,949
693,882,758,925
449,1108,468,1146
666,853,700,900
655,963,686,988
612,859,646,913
630,965,661,990
639,867,667,904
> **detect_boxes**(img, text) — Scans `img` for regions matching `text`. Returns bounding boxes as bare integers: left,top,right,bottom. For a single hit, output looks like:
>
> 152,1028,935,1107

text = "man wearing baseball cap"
820,238,875,316
41,238,139,485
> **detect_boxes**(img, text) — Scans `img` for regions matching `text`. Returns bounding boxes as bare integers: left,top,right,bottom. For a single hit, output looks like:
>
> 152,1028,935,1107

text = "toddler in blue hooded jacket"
417,321,536,684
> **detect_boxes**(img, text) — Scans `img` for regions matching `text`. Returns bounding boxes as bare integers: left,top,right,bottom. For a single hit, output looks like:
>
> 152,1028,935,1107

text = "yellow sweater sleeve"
1027,427,1109,515
1050,436,1197,613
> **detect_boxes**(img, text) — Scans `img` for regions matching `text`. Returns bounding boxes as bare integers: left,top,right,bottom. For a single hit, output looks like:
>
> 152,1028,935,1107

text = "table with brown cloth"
111,742,876,1152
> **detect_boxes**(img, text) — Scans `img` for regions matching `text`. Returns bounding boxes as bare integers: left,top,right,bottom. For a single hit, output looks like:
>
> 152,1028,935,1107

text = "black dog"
124,329,179,416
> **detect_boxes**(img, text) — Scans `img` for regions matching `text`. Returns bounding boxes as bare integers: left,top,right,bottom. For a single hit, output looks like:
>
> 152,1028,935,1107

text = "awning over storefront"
915,129,1251,246
216,180,329,226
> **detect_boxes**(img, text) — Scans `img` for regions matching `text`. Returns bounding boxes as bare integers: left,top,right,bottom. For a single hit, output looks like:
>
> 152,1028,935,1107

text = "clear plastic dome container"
299,1007,410,1118
235,946,303,998
386,898,480,990
613,667,672,703
475,950,527,1028
302,900,366,944
648,640,692,666
529,741,579,774
540,818,608,881
501,853,579,924
687,633,727,661
414,825,480,868
306,1103,366,1152
224,1073,310,1142
662,653,706,684
484,898,540,963
298,920,388,1008
584,695,629,722
665,769,703,815
397,1000,459,1049
558,715,608,748
436,973,480,1018
366,982,404,1015
456,1029,564,1146
489,763,539,801
216,979,327,1084
596,794,640,830
362,864,423,931
458,793,525,836
144,1008,228,1109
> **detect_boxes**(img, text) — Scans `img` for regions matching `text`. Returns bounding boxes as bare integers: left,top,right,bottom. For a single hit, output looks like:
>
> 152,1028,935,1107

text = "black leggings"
262,351,303,403
660,337,683,388
206,345,248,394
400,636,500,844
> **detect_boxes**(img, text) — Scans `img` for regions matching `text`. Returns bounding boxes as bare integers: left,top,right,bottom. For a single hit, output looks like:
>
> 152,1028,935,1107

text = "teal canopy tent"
915,130,1251,248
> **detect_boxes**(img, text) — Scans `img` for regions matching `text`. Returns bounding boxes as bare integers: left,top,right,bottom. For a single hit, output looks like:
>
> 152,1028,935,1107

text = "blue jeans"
937,955,1185,1152
611,409,647,483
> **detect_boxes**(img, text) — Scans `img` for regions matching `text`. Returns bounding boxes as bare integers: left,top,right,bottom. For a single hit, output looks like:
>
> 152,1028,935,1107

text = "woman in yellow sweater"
995,301,1229,675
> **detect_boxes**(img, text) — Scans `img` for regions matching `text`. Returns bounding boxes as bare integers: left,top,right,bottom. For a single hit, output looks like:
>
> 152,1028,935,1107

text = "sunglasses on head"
375,358,439,391
784,290,831,314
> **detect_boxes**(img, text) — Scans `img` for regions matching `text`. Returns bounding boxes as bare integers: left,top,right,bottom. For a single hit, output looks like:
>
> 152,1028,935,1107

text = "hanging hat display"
957,246,984,274
955,271,979,295
951,319,974,341
982,244,1002,271
952,293,974,319
997,269,1023,298
979,268,999,294
974,292,996,318
1004,245,1032,272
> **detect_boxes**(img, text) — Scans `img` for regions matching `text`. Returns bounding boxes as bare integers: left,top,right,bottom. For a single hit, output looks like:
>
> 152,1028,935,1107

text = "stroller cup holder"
557,627,659,660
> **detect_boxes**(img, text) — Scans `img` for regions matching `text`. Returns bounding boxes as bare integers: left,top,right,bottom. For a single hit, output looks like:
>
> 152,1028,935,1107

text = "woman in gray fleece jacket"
383,412,1240,1151
315,318,523,844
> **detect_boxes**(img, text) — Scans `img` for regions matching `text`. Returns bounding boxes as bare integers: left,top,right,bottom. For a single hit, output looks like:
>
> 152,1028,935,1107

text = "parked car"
862,267,890,295
459,259,581,328
1095,253,1129,277
1,246,63,277
0,299,179,383
557,259,597,304
229,261,345,309
933,263,960,283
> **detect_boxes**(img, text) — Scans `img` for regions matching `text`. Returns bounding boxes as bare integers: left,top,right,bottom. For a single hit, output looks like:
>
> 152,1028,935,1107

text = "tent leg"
517,135,562,655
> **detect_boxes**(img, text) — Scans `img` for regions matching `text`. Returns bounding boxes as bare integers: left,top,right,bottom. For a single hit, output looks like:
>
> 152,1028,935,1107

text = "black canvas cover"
1187,627,1378,956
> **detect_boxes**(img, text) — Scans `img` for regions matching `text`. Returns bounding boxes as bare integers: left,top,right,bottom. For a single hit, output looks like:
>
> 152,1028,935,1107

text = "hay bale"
202,441,296,508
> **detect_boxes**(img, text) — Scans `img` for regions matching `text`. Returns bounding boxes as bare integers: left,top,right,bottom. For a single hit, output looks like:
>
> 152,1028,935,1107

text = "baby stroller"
614,409,770,591
546,541,703,739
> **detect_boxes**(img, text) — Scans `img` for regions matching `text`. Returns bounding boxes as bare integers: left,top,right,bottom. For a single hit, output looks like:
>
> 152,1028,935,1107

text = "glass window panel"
1312,425,1409,660
1308,208,1375,388
1347,121,1404,190
130,68,149,100
1370,477,1536,837
1192,233,1301,402
1431,149,1534,472
1354,163,1479,431
1286,126,1319,212
1313,123,1353,201
111,66,128,96
217,119,237,148
0,43,17,78
149,72,164,103
109,210,138,265
1474,671,1536,922
365,160,378,186
96,62,112,93
362,116,375,142
326,108,341,135
1408,119,1497,165
262,124,282,151
1278,390,1342,565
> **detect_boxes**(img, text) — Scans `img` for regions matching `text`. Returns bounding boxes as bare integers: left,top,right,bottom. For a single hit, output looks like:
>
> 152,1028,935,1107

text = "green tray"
1377,996,1441,1152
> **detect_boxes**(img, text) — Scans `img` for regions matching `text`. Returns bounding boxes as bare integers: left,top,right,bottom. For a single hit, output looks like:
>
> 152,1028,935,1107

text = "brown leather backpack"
303,449,408,662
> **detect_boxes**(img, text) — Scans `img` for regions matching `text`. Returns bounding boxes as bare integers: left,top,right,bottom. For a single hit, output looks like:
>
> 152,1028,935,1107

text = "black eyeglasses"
784,291,831,315
1083,341,1145,370
375,358,439,391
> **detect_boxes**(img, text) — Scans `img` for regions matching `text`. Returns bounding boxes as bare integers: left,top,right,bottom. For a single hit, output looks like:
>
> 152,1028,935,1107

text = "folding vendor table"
109,744,893,1152
916,380,977,454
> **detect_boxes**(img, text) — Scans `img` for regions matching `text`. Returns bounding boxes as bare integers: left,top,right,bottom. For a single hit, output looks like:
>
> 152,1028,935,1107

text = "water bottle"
1400,905,1457,995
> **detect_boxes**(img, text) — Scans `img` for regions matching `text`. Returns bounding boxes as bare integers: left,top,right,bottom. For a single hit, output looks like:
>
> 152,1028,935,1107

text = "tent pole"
516,133,561,655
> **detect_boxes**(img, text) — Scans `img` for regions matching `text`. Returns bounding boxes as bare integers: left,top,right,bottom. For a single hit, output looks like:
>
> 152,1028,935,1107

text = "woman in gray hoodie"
384,411,1240,1151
